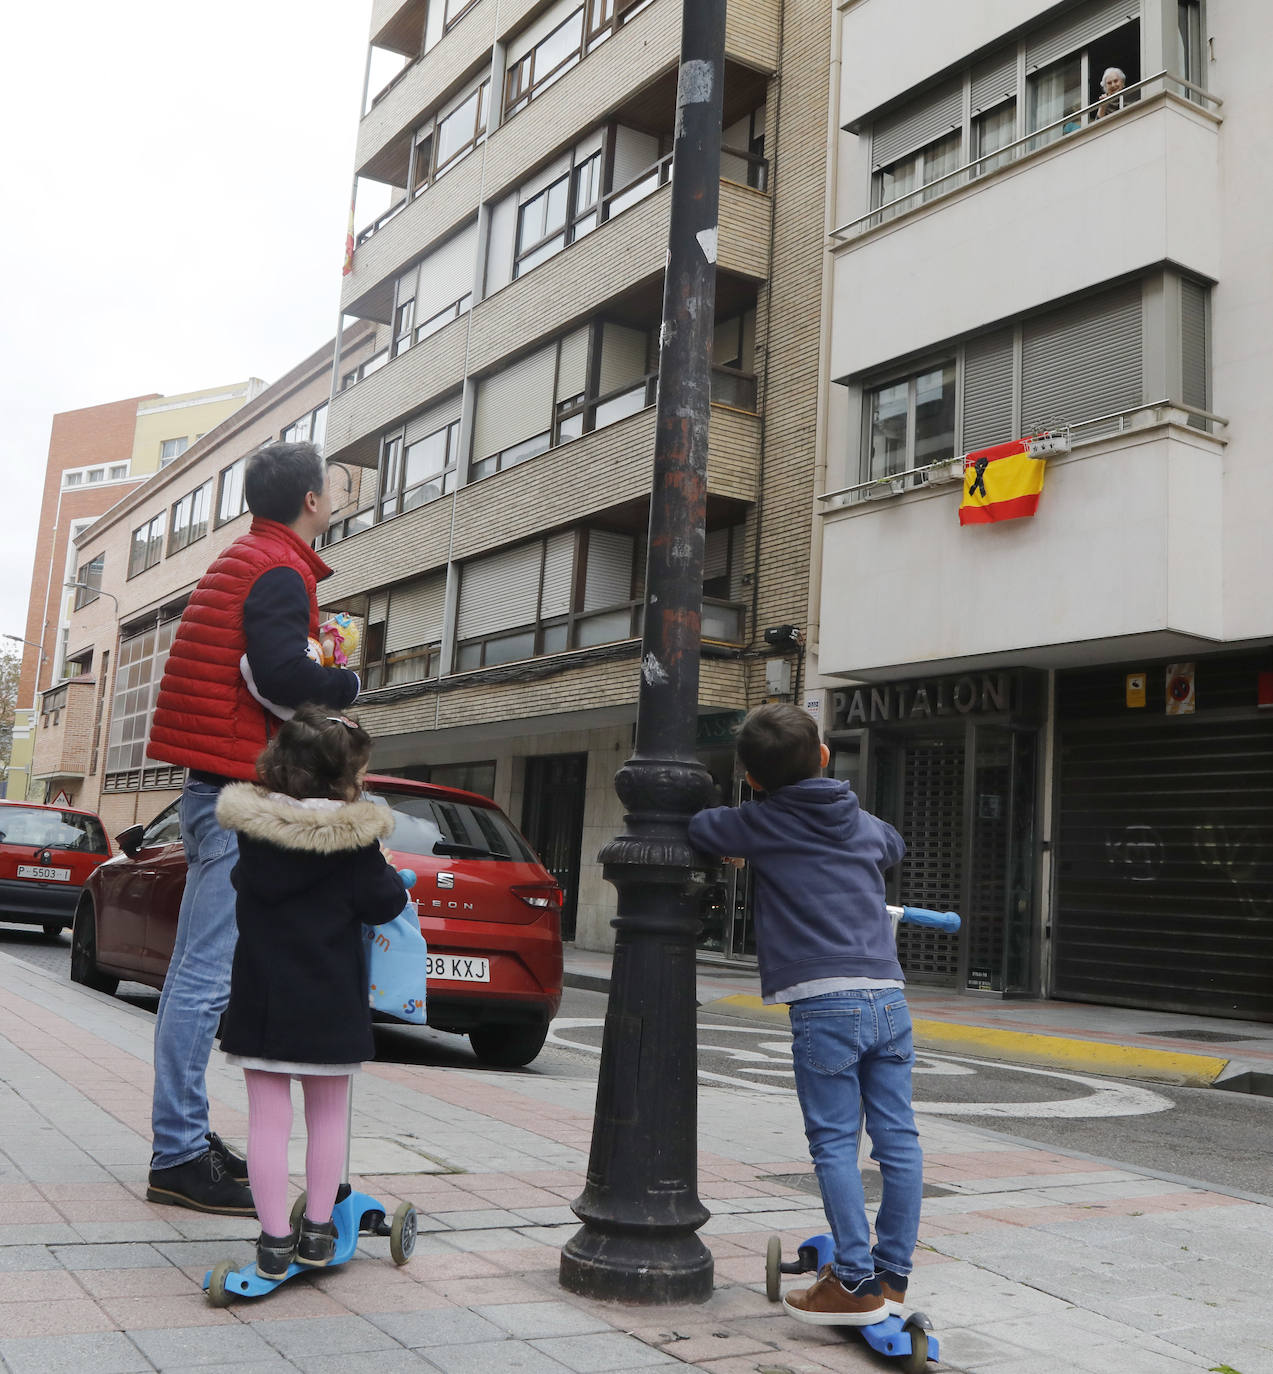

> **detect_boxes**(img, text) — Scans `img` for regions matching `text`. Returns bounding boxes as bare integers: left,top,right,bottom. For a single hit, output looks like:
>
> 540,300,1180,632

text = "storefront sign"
696,710,746,748
831,672,1014,729
1125,673,1146,708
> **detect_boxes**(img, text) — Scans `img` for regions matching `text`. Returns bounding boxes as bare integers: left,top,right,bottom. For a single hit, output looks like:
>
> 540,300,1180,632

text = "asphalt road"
5,923,1271,1199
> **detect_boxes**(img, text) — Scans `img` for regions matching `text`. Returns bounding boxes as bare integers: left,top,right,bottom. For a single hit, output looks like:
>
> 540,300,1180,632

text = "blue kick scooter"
764,904,961,1372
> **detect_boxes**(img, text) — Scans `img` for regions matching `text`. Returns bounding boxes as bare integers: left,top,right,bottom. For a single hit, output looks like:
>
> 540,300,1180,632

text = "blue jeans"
151,780,240,1170
788,989,922,1286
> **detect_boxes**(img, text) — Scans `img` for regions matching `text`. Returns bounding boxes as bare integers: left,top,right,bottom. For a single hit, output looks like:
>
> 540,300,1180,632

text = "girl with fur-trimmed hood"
215,705,408,1279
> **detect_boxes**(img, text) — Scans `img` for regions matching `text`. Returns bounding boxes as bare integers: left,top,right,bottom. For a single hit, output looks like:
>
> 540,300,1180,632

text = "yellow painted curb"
700,995,1229,1087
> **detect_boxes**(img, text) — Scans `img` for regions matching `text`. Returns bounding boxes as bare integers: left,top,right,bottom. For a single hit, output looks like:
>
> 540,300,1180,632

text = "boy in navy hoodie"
688,703,919,1327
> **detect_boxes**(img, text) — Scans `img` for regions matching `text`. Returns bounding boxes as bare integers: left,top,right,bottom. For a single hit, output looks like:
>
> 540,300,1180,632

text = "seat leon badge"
437,872,455,889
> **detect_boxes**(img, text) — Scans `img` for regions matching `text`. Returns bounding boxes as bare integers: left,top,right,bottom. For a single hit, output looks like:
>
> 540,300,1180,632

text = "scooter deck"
202,1189,381,1301
856,1314,939,1363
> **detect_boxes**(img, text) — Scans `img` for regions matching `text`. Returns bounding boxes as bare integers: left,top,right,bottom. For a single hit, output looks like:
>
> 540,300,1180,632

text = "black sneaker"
256,1229,296,1280
206,1131,249,1184
295,1215,337,1268
146,1149,256,1216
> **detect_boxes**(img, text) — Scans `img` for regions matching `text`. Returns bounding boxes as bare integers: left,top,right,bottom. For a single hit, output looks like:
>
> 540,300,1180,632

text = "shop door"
1054,717,1273,1020
521,753,587,942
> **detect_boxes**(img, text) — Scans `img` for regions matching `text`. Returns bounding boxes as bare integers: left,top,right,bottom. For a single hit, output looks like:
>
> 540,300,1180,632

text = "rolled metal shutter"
540,531,577,618
556,328,590,402
583,530,634,610
961,327,1015,452
472,345,556,459
368,592,389,623
704,528,729,581
871,77,963,168
1021,283,1142,432
1181,277,1208,411
404,392,463,445
1026,0,1140,70
971,46,1017,113
414,219,479,321
598,324,650,394
456,542,544,638
385,573,446,652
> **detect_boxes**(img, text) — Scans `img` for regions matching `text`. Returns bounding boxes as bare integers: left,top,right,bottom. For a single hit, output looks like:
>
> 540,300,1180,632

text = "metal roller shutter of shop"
456,542,544,639
385,575,446,653
961,328,1015,452
1053,717,1273,1020
896,737,964,983
1021,284,1141,433
1026,0,1140,70
871,77,963,169
972,46,1017,113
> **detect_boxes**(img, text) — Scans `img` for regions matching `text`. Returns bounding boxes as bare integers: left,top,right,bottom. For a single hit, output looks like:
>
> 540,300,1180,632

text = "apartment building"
320,0,832,952
29,331,375,835
6,382,262,802
814,0,1271,1019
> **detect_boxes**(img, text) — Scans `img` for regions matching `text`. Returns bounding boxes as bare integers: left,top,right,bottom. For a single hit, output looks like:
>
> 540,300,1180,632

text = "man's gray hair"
1101,66,1127,90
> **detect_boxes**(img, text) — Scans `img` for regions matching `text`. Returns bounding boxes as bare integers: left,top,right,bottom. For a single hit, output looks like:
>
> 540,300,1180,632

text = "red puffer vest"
147,518,333,780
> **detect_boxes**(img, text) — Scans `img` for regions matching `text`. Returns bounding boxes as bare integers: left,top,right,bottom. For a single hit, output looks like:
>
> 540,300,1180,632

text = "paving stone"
423,1339,573,1374
0,1248,60,1273
528,1332,681,1372
472,1301,613,1339
249,1314,404,1359
366,1308,505,1348
292,1352,433,1374
49,1242,164,1270
0,1330,151,1374
128,1322,284,1367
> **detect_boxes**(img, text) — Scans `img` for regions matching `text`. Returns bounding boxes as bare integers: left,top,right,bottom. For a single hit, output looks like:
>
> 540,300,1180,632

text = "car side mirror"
116,824,145,859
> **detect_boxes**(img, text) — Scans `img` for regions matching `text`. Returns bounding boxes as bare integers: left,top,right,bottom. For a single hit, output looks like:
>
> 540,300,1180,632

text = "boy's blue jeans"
788,988,922,1286
151,779,239,1171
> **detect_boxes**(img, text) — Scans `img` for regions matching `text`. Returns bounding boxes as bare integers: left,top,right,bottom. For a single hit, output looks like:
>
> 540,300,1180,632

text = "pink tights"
242,1070,349,1237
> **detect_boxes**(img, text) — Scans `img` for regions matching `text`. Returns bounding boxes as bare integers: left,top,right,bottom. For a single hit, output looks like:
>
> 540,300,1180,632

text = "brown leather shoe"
783,1264,887,1326
877,1271,908,1316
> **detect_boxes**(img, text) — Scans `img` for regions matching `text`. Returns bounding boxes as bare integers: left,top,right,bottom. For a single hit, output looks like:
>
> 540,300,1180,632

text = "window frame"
74,553,105,610
512,147,603,279
376,420,461,522
215,458,247,528
127,513,166,579
167,480,212,555
159,436,189,466
860,357,958,487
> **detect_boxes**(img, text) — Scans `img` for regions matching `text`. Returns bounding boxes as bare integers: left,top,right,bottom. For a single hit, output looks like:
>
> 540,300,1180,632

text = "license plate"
17,865,71,882
426,953,490,983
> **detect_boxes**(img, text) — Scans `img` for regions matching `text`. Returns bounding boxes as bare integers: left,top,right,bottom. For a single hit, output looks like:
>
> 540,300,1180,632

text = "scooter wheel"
765,1235,783,1302
898,1316,930,1372
390,1202,417,1265
206,1259,236,1308
289,1191,307,1233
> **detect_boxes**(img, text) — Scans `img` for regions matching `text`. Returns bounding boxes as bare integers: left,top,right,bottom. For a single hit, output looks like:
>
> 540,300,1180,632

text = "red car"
70,774,563,1067
0,800,112,937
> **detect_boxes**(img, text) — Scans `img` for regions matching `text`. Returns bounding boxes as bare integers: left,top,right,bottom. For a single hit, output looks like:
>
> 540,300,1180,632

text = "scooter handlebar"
888,904,961,933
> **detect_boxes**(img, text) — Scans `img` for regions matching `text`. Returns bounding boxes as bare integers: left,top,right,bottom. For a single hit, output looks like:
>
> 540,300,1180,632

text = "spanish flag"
341,194,357,277
958,438,1047,525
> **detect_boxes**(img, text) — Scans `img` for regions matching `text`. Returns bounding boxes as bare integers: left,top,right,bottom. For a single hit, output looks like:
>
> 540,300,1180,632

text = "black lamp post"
558,0,725,1306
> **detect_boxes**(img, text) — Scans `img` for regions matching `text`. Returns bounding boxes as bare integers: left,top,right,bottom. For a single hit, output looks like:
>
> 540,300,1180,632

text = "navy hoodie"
688,777,906,998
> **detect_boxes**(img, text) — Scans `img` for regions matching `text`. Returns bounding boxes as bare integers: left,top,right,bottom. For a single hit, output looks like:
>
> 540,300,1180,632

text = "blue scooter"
764,904,961,1372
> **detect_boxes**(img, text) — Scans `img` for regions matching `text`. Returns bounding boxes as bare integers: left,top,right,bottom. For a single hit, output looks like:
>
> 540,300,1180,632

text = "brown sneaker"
877,1270,908,1316
783,1264,887,1326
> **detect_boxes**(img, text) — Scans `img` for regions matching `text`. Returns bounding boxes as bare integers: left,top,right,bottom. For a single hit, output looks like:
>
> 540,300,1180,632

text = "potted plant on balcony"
925,455,965,485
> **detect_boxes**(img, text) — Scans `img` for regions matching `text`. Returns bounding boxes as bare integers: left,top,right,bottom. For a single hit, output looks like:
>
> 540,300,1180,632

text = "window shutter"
971,46,1017,113
1181,278,1208,411
457,543,544,638
1026,0,1140,70
871,77,963,168
506,0,579,62
598,324,650,394
728,526,748,600
414,219,478,321
583,530,634,610
1021,284,1142,432
385,574,446,652
404,393,463,445
556,328,590,402
704,528,729,581
368,592,389,623
540,531,577,618
962,328,1016,452
612,126,661,191
472,345,556,458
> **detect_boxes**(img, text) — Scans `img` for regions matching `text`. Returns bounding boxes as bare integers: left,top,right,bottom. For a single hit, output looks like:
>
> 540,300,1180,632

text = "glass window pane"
483,630,535,666
593,384,648,429
516,233,566,275
537,10,584,77
1028,55,1082,144
404,431,448,485
867,380,909,480
436,89,479,168
914,362,956,467
876,153,918,213
921,130,962,201
974,101,1016,174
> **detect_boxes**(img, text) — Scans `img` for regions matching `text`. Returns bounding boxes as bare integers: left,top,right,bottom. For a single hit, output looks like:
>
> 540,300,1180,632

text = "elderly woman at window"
1093,67,1130,120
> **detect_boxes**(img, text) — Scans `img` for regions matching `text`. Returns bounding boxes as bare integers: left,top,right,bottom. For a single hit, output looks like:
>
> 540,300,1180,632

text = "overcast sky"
0,0,381,646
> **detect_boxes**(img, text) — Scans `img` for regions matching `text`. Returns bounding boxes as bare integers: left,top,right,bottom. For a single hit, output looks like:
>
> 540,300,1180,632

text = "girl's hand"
722,856,745,869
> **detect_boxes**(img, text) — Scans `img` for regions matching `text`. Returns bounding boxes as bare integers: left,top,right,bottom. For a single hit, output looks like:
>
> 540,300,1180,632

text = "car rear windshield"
369,791,537,863
0,807,110,855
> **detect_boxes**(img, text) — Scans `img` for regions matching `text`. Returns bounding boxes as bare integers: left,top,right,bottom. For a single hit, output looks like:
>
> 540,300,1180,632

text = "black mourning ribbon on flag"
967,456,989,498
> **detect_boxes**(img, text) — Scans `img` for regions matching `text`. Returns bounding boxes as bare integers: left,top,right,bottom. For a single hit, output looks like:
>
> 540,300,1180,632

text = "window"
159,437,189,466
423,0,479,51
1178,1,1203,88
505,7,585,116
104,617,178,781
109,463,129,480
64,471,83,487
168,481,212,555
216,458,246,527
86,467,105,484
363,578,443,688
513,150,602,278
378,420,460,521
434,79,489,175
973,100,1017,175
1028,53,1084,146
281,402,328,451
74,553,104,610
128,514,165,578
864,361,956,485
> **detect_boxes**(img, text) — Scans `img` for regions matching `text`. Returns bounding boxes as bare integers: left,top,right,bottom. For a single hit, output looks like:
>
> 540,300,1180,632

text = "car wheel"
70,898,119,996
468,1021,549,1068
42,922,65,940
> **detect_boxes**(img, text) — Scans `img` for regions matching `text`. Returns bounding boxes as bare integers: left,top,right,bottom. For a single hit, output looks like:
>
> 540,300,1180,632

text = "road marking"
548,1018,1175,1118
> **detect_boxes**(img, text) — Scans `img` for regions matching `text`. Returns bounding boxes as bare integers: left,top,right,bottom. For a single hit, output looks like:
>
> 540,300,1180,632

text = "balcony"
30,678,97,783
830,81,1222,380
817,407,1227,680
325,312,469,469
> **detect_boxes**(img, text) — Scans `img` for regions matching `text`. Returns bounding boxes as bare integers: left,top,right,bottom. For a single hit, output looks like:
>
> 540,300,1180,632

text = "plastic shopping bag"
365,901,428,1024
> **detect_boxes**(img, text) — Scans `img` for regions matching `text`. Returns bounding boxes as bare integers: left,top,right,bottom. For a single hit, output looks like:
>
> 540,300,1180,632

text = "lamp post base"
559,1225,714,1304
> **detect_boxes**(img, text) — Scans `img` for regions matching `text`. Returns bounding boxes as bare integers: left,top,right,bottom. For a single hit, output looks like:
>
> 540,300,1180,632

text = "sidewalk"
2,950,1271,1374
565,946,1273,1090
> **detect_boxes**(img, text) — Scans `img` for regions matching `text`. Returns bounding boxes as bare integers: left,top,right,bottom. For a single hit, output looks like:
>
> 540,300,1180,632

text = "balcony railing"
818,400,1229,510
834,72,1222,241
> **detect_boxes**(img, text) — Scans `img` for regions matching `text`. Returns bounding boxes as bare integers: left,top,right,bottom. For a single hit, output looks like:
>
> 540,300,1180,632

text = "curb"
697,994,1230,1088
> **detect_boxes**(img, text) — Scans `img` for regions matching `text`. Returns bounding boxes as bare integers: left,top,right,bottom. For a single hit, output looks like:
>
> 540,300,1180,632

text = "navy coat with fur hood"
216,784,408,1065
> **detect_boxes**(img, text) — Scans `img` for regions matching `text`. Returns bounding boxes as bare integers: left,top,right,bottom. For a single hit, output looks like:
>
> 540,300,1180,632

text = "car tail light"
511,884,563,910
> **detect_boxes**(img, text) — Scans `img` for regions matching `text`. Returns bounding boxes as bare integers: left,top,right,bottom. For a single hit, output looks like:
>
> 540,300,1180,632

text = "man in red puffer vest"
145,442,359,1215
